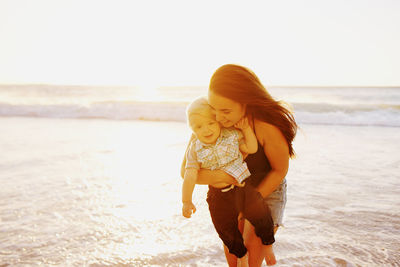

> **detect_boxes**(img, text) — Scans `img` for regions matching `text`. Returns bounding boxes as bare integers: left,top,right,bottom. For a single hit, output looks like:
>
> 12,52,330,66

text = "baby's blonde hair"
186,96,215,125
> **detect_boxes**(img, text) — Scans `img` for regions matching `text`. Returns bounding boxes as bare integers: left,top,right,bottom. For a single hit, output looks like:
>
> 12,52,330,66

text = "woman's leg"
262,180,288,265
242,223,280,267
243,220,264,267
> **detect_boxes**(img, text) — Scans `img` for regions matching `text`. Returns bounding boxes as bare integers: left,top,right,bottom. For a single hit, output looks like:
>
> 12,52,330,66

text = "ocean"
1,85,400,127
1,84,399,266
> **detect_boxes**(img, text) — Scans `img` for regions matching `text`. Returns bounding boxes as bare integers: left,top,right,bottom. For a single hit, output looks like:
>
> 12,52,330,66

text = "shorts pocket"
265,180,286,203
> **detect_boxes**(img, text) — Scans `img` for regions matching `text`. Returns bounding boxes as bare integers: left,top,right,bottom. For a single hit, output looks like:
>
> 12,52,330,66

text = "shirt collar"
195,128,233,149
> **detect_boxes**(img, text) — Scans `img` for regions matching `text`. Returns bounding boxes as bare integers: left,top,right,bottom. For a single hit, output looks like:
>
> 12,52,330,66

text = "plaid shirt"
186,128,251,183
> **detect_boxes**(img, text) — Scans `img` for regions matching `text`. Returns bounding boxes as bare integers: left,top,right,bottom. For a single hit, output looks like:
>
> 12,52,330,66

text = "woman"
181,64,297,266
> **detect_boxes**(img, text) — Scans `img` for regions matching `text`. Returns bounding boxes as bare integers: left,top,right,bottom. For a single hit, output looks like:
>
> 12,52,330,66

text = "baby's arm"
181,134,196,178
235,117,258,154
182,168,198,218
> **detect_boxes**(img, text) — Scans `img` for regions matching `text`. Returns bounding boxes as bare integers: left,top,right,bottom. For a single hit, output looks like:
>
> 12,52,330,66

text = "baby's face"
190,114,221,144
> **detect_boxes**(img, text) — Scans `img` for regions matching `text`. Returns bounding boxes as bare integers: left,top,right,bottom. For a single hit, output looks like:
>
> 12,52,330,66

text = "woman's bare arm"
255,120,289,198
197,169,237,186
182,162,237,186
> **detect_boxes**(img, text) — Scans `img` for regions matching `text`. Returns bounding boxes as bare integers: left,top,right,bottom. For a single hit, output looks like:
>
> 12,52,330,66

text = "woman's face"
208,91,246,128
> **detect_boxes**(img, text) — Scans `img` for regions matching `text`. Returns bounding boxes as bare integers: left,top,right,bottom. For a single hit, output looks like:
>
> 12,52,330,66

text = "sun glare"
136,83,162,102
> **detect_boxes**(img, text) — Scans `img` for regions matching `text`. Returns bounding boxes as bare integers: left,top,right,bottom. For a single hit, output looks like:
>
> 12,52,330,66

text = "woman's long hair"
209,64,297,157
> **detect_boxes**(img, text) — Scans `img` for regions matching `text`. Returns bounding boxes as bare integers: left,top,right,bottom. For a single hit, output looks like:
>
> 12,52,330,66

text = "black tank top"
245,142,272,187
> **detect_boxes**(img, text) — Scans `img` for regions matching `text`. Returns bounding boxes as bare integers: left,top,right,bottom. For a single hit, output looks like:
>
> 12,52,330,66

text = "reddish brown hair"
209,64,297,157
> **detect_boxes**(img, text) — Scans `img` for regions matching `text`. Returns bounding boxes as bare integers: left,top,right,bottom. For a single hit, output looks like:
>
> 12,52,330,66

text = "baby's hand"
234,117,250,130
182,202,196,218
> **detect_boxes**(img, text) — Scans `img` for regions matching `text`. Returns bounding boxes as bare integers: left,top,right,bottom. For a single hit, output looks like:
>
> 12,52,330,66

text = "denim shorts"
263,179,287,227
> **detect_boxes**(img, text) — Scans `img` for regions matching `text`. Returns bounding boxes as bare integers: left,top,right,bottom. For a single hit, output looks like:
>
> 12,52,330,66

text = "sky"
0,0,399,87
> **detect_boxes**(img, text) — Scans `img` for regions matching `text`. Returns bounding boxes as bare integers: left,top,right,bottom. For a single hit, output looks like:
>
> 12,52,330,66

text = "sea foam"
0,101,399,127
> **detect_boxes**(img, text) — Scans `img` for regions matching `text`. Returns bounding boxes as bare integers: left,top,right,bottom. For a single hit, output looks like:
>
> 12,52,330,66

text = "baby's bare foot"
265,245,276,266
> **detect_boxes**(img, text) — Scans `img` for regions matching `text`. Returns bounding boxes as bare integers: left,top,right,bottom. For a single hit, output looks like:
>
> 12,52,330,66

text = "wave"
0,101,187,121
0,101,399,127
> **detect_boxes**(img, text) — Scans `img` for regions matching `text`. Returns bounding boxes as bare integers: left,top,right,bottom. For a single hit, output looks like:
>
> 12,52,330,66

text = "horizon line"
0,83,399,88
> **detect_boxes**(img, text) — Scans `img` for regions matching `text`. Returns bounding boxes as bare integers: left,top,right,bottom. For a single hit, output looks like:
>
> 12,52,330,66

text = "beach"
1,115,399,266
2,0,400,264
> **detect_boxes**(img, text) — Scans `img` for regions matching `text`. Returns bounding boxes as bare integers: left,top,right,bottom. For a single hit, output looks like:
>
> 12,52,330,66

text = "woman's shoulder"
253,119,286,146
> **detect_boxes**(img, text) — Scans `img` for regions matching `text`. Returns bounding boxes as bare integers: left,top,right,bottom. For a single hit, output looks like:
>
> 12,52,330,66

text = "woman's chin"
221,122,234,128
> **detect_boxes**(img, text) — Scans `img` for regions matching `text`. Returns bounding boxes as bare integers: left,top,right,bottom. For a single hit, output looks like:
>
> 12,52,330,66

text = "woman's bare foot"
238,253,249,267
264,245,276,266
